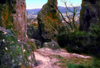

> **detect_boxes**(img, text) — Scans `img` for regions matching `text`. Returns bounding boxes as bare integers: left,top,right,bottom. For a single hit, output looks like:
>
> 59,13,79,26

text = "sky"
26,0,82,9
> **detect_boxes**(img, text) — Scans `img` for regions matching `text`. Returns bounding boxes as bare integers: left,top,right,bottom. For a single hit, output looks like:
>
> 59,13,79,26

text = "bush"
57,24,100,57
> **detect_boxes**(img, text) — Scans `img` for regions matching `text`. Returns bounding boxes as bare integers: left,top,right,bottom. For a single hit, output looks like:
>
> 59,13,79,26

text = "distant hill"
58,6,81,13
27,6,81,15
27,9,41,15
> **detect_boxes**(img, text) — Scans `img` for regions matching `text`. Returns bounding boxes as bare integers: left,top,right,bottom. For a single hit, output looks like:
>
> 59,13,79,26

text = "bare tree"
54,0,80,31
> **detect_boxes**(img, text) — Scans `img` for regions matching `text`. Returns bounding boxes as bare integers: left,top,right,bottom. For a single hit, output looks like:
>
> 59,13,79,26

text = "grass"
54,55,97,68
26,41,37,50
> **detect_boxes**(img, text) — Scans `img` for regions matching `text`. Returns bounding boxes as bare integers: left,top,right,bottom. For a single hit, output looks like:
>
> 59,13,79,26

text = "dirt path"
34,47,91,68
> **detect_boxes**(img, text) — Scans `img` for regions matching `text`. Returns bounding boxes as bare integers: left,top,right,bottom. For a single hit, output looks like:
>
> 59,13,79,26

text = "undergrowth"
57,24,100,57
54,55,99,68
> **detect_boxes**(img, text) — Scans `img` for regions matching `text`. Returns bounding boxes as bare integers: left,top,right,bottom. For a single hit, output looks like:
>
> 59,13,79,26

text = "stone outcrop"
0,0,38,67
43,40,60,50
37,0,62,40
0,0,27,41
79,0,100,31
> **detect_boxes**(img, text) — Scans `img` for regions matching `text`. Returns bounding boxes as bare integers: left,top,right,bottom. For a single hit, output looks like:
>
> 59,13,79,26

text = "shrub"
93,58,100,68
57,24,100,57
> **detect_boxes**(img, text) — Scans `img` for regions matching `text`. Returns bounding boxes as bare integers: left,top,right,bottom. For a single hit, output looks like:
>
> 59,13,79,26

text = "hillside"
27,6,81,15
27,6,81,19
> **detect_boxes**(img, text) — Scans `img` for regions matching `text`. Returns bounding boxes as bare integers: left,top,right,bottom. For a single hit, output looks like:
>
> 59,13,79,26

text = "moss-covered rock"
0,27,37,67
37,0,62,41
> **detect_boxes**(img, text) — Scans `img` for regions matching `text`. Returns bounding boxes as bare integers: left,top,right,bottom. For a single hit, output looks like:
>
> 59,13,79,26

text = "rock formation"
37,0,62,41
0,0,27,41
43,40,60,50
79,0,100,31
0,0,37,67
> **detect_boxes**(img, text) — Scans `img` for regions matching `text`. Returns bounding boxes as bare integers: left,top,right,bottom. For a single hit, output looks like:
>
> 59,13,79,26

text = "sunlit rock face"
79,0,100,31
0,0,38,67
37,0,62,41
0,0,27,41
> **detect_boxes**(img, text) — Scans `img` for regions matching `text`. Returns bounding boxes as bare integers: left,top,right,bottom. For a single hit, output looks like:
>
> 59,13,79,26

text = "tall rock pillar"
79,0,100,31
37,0,62,41
0,0,27,41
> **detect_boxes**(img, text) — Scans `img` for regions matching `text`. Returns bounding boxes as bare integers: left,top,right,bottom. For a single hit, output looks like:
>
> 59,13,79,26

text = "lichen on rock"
0,0,27,41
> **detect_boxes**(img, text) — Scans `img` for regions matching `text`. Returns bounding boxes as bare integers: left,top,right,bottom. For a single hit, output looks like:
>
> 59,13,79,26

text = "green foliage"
67,63,94,68
0,27,36,68
93,58,100,68
57,24,100,57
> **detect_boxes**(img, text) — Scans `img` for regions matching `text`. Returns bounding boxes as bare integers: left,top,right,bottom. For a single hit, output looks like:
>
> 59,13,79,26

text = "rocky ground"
34,47,91,68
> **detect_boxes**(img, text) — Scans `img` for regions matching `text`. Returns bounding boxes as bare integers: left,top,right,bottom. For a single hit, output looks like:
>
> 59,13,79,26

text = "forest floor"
34,47,92,68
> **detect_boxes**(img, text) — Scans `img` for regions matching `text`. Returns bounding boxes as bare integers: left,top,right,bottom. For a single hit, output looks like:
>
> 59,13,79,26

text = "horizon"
26,0,82,9
26,6,81,10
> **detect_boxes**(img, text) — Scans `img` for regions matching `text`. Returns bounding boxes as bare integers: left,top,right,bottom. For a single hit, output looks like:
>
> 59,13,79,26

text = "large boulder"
37,0,62,41
79,0,100,31
43,40,60,50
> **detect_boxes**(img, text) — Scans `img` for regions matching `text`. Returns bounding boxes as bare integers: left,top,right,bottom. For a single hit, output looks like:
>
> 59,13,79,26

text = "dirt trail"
34,47,91,68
